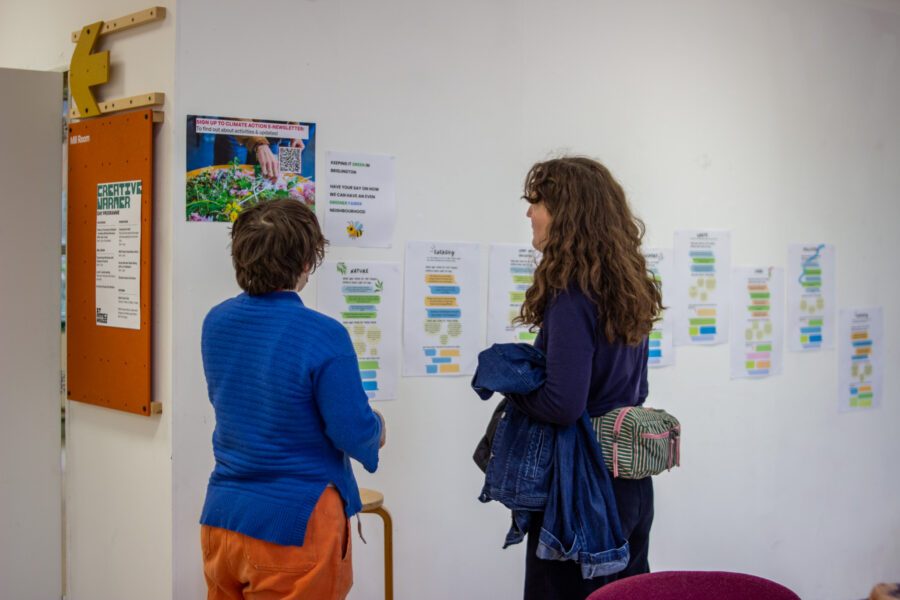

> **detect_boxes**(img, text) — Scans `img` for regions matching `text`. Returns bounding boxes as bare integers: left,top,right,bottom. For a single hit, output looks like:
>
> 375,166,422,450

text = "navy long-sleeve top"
516,285,649,425
200,291,382,546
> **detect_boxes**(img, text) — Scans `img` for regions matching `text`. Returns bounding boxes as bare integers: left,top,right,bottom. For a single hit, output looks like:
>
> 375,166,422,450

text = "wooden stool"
869,583,900,600
359,488,393,600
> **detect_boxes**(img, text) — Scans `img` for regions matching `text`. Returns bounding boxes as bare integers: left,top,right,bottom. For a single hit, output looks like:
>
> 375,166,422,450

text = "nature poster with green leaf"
316,261,402,401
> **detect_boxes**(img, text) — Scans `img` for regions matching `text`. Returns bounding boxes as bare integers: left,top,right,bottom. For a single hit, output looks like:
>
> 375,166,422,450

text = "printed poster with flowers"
185,115,316,222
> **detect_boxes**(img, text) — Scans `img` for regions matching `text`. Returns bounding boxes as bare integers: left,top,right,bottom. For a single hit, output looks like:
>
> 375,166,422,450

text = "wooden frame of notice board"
67,109,159,416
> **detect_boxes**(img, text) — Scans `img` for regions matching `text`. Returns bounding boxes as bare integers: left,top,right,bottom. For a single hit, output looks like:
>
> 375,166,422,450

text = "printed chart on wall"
185,115,316,222
323,151,396,248
403,241,481,376
787,243,836,352
838,308,883,412
95,180,142,329
730,267,784,379
487,244,538,345
643,248,675,367
674,230,731,345
317,262,401,401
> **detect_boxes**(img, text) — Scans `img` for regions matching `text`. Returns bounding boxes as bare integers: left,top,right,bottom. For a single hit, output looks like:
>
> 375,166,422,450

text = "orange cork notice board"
67,109,154,416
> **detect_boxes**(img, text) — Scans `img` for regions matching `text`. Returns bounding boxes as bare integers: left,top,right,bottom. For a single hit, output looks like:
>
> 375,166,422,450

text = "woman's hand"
255,144,279,180
374,409,386,448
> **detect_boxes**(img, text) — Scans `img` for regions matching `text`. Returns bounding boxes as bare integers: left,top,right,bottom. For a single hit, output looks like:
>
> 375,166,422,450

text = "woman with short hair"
199,199,385,600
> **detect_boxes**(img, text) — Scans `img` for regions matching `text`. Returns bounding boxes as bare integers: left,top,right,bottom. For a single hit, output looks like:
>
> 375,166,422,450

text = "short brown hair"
230,200,327,295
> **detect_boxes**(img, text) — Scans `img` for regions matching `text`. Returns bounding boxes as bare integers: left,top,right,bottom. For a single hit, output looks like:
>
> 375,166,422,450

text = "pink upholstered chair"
585,571,801,600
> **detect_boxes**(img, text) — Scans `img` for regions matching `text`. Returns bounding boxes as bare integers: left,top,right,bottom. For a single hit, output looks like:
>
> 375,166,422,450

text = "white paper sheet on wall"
403,241,481,376
323,151,396,248
674,230,731,346
95,180,142,330
644,248,675,367
729,267,784,379
787,243,836,352
316,261,402,401
838,307,883,412
486,244,538,346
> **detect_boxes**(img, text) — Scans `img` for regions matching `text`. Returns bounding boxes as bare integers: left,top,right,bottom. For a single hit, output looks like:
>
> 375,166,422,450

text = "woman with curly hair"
514,157,663,599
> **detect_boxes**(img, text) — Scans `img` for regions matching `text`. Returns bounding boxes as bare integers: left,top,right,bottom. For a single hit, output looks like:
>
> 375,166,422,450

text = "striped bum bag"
590,406,681,479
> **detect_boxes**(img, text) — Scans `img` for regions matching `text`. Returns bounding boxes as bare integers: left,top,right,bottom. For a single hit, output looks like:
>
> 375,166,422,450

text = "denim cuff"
536,527,630,579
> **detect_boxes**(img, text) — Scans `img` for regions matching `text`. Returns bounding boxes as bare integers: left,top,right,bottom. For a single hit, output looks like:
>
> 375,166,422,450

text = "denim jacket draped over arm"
472,343,629,578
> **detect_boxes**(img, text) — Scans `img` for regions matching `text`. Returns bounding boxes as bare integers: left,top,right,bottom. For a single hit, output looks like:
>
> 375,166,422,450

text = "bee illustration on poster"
186,115,316,222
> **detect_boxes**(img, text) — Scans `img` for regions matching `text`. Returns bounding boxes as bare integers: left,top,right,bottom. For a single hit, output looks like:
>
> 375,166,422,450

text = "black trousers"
524,477,654,600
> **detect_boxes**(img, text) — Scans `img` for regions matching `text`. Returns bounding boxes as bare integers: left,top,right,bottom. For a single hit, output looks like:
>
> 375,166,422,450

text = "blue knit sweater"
199,291,382,547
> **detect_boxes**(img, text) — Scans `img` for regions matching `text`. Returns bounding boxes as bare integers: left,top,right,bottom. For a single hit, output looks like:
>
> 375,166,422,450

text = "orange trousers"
201,488,352,600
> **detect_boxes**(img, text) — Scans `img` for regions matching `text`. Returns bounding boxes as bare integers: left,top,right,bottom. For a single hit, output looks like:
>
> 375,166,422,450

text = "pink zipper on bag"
611,407,633,478
613,408,681,476
671,427,681,469
649,426,681,470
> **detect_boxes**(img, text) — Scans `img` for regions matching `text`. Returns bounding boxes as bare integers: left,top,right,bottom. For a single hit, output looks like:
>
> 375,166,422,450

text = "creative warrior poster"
186,115,316,222
95,180,142,329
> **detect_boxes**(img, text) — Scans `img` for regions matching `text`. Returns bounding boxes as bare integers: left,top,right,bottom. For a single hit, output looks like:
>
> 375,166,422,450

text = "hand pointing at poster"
254,143,280,180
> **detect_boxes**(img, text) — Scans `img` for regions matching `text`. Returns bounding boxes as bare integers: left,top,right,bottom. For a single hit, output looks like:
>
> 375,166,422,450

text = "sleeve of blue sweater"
313,327,383,473
515,288,597,426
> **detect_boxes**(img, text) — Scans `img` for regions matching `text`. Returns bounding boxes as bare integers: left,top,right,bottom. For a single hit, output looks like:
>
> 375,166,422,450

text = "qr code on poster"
278,146,302,174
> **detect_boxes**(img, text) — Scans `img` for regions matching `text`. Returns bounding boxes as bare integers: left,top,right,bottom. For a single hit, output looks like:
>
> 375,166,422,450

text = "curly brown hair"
516,157,662,345
230,200,327,295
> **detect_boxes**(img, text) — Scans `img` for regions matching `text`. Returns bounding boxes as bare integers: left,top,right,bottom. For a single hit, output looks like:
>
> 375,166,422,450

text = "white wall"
169,1,900,598
0,67,63,600
0,3,175,600
172,0,526,597
6,0,899,599
174,2,900,599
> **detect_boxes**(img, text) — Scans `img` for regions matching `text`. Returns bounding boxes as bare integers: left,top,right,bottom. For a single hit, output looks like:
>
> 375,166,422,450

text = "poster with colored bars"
487,244,538,345
403,241,481,376
729,267,784,379
643,248,675,367
838,308,883,412
317,261,401,401
674,230,731,345
787,243,836,352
